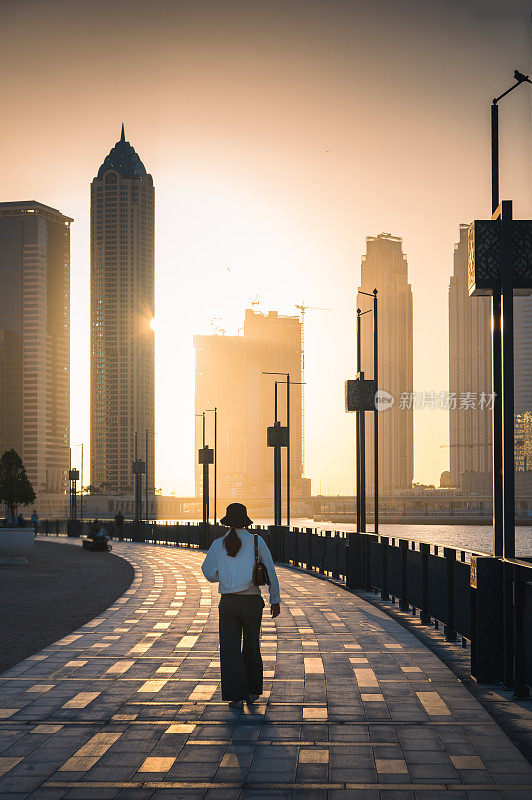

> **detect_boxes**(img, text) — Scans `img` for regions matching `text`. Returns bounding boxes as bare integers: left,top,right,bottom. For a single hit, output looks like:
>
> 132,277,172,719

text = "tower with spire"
90,126,155,495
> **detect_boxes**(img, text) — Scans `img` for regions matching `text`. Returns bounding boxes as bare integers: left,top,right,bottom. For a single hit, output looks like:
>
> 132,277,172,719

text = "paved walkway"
0,538,531,799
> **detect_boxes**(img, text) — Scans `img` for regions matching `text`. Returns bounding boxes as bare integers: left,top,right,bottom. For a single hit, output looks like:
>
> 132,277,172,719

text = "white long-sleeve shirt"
201,529,281,605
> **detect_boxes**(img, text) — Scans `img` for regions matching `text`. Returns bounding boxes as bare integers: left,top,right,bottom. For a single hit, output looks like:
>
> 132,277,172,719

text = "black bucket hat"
220,503,253,528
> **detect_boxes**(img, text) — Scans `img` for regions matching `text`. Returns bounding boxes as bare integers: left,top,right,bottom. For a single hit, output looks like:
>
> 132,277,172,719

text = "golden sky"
1,0,530,494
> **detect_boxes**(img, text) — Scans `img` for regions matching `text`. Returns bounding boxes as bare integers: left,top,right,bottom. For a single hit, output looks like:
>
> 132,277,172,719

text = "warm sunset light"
1,2,532,787
0,0,530,502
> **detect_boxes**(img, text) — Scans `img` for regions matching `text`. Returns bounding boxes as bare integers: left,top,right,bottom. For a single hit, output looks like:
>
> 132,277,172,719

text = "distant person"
114,510,125,538
89,519,100,540
31,510,39,533
17,512,25,528
89,522,110,552
201,503,280,710
97,524,109,545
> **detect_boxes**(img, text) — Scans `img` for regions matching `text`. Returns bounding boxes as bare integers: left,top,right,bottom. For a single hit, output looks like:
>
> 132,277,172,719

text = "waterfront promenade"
0,539,531,799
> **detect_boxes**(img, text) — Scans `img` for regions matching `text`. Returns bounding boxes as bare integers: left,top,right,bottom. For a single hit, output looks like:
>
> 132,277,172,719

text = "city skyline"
0,0,530,495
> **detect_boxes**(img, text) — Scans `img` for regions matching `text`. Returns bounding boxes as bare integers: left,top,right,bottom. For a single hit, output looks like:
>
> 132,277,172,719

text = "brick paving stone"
0,536,529,799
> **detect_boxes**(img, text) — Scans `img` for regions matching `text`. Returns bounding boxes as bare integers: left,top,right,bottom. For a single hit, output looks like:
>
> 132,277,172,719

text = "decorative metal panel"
267,425,288,447
198,446,214,464
468,219,532,297
345,377,377,412
513,221,532,290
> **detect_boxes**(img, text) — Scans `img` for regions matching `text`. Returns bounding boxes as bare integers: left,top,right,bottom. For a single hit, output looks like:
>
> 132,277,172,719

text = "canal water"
154,519,532,557
290,520,532,557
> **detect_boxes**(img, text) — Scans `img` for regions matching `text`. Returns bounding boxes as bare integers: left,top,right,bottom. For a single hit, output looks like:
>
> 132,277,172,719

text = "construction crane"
251,295,260,309
295,303,331,472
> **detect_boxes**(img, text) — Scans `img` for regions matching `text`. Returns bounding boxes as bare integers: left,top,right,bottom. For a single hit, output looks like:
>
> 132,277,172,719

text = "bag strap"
254,533,259,565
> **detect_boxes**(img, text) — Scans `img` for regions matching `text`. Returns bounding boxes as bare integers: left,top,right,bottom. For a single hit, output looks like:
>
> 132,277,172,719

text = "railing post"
363,534,377,591
306,527,313,571
131,521,143,542
503,562,514,689
381,536,389,600
399,539,408,611
333,532,340,580
512,564,530,699
198,522,210,550
269,525,289,563
470,555,504,683
347,530,362,590
268,525,279,562
321,531,329,574
444,548,457,642
420,543,430,624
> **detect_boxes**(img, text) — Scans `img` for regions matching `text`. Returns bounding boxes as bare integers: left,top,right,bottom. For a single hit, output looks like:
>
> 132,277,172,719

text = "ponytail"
224,526,242,557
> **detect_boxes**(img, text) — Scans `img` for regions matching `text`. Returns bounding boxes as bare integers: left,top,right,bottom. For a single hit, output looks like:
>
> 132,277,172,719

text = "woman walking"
201,503,281,709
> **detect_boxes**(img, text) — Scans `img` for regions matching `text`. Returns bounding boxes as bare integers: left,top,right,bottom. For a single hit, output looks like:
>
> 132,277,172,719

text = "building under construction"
193,309,310,515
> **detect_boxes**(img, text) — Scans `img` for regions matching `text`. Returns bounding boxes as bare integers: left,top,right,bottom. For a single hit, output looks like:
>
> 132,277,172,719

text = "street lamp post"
263,372,304,528
70,443,84,526
264,376,287,526
356,310,366,532
264,372,290,524
274,383,281,525
132,431,146,525
197,412,207,524
145,430,149,525
68,468,79,520
490,70,531,559
346,302,377,538
196,412,214,525
206,408,218,525
143,430,156,525
357,291,379,534
373,289,379,533
80,443,83,525
468,70,532,697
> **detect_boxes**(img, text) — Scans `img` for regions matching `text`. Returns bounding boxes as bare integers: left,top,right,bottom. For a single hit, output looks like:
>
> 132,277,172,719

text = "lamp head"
514,69,531,84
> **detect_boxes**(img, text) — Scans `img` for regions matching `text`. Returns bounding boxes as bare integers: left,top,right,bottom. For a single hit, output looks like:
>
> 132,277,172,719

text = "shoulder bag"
252,533,270,586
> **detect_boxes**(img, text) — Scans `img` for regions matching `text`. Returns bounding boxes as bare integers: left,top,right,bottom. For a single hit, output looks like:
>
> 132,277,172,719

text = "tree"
0,450,36,525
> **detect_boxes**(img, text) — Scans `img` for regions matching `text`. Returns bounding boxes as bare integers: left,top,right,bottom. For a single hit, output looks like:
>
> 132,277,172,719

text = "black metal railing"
38,519,531,694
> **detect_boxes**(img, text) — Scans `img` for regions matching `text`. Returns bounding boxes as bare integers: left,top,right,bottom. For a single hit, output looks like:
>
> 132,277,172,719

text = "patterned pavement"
0,537,531,799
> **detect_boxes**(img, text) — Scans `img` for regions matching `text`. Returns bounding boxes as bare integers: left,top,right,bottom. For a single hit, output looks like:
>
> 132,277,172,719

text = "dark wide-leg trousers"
219,593,265,701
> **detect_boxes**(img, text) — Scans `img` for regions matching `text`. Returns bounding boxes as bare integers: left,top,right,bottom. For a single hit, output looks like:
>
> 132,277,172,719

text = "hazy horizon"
1,0,530,495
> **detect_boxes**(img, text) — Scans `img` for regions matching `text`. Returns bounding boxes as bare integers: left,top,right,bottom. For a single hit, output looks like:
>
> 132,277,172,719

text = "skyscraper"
448,225,492,488
358,233,413,494
90,126,154,494
0,201,72,494
194,309,310,509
